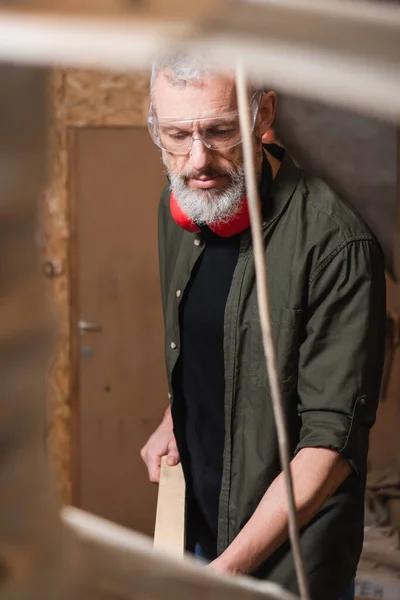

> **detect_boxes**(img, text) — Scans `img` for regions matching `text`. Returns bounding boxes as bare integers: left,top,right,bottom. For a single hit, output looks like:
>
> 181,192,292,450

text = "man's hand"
140,406,180,483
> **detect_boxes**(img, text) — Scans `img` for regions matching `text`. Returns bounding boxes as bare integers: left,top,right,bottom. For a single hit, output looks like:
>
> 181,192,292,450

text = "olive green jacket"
158,154,386,599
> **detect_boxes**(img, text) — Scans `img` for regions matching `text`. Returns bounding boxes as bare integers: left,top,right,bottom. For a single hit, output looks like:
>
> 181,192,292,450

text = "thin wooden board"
154,457,186,557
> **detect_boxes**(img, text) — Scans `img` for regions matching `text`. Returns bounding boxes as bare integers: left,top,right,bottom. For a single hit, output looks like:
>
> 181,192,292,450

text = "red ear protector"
170,191,258,237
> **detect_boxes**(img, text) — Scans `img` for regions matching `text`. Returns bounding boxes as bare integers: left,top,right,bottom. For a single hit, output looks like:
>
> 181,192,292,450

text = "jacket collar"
262,151,302,227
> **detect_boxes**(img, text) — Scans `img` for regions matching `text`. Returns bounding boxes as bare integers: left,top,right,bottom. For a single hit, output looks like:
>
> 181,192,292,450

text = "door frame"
44,69,150,505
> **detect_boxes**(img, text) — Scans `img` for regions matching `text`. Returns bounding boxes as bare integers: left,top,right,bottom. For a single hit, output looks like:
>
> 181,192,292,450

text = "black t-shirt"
173,149,277,544
178,228,240,538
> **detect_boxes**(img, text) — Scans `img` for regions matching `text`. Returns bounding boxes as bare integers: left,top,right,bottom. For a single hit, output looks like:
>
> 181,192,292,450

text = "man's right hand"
140,406,180,483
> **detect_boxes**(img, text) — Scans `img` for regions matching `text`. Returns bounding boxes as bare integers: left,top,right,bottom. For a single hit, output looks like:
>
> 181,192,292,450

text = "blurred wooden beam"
12,0,218,20
63,507,299,600
0,63,78,600
0,0,400,122
195,0,400,122
0,12,186,71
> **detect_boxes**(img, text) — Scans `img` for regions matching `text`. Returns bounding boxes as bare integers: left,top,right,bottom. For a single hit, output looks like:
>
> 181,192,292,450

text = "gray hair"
150,53,265,107
150,53,231,99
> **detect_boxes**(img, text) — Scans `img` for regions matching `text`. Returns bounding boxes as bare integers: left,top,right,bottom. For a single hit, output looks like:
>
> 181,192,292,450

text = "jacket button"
359,397,366,406
194,238,202,246
170,342,177,350
176,289,182,298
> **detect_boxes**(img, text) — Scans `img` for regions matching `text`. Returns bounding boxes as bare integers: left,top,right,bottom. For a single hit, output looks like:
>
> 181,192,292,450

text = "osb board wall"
44,69,150,503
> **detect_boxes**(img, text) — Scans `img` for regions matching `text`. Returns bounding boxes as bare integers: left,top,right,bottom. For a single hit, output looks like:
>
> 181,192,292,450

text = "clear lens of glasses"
148,92,261,155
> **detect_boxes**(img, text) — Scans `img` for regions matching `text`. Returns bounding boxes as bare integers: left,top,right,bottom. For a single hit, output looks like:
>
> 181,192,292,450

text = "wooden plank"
0,63,75,600
5,0,218,21
63,507,299,600
154,457,186,557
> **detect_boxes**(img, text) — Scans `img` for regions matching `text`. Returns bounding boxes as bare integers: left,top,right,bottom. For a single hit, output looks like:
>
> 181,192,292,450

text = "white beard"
163,154,246,226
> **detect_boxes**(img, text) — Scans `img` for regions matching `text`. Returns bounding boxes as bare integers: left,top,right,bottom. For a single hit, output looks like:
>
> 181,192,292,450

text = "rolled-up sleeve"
295,238,386,475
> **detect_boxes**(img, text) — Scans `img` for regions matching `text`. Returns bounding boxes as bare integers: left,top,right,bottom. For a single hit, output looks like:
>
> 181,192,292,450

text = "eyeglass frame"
147,90,263,156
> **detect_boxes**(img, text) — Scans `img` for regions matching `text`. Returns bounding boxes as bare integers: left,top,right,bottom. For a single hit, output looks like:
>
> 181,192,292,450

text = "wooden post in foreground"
0,61,298,600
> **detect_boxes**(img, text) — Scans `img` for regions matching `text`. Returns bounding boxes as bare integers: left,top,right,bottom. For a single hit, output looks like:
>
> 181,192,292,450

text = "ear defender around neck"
169,191,200,233
169,191,256,238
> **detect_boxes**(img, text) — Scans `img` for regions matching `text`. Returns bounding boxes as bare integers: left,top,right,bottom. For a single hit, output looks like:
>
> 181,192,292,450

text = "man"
141,54,386,600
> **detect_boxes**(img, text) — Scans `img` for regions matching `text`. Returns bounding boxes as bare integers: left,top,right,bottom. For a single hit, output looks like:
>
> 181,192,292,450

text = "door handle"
78,319,102,333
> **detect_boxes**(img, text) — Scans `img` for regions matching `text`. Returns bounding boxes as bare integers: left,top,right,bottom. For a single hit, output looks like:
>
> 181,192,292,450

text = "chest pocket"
248,306,303,392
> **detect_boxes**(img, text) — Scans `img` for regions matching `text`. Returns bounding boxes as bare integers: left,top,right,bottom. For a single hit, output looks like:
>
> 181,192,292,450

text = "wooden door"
70,127,167,536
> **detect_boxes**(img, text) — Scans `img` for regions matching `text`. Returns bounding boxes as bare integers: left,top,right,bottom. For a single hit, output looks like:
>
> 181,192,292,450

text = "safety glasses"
148,91,262,156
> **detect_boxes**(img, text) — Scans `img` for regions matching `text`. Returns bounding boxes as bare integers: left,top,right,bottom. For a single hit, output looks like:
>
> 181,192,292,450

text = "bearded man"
141,54,386,600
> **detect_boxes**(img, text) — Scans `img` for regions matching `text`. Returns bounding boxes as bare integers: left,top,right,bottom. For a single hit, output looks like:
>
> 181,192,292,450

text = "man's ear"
256,91,277,139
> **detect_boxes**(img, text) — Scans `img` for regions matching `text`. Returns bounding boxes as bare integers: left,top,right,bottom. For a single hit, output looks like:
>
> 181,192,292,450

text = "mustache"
182,166,239,181
182,167,227,180
162,152,244,186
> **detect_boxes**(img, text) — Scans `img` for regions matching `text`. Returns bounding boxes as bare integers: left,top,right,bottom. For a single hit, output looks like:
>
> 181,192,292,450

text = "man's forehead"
153,71,238,121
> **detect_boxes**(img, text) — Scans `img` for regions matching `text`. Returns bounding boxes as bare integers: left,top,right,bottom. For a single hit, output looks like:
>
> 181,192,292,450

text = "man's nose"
189,138,213,172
